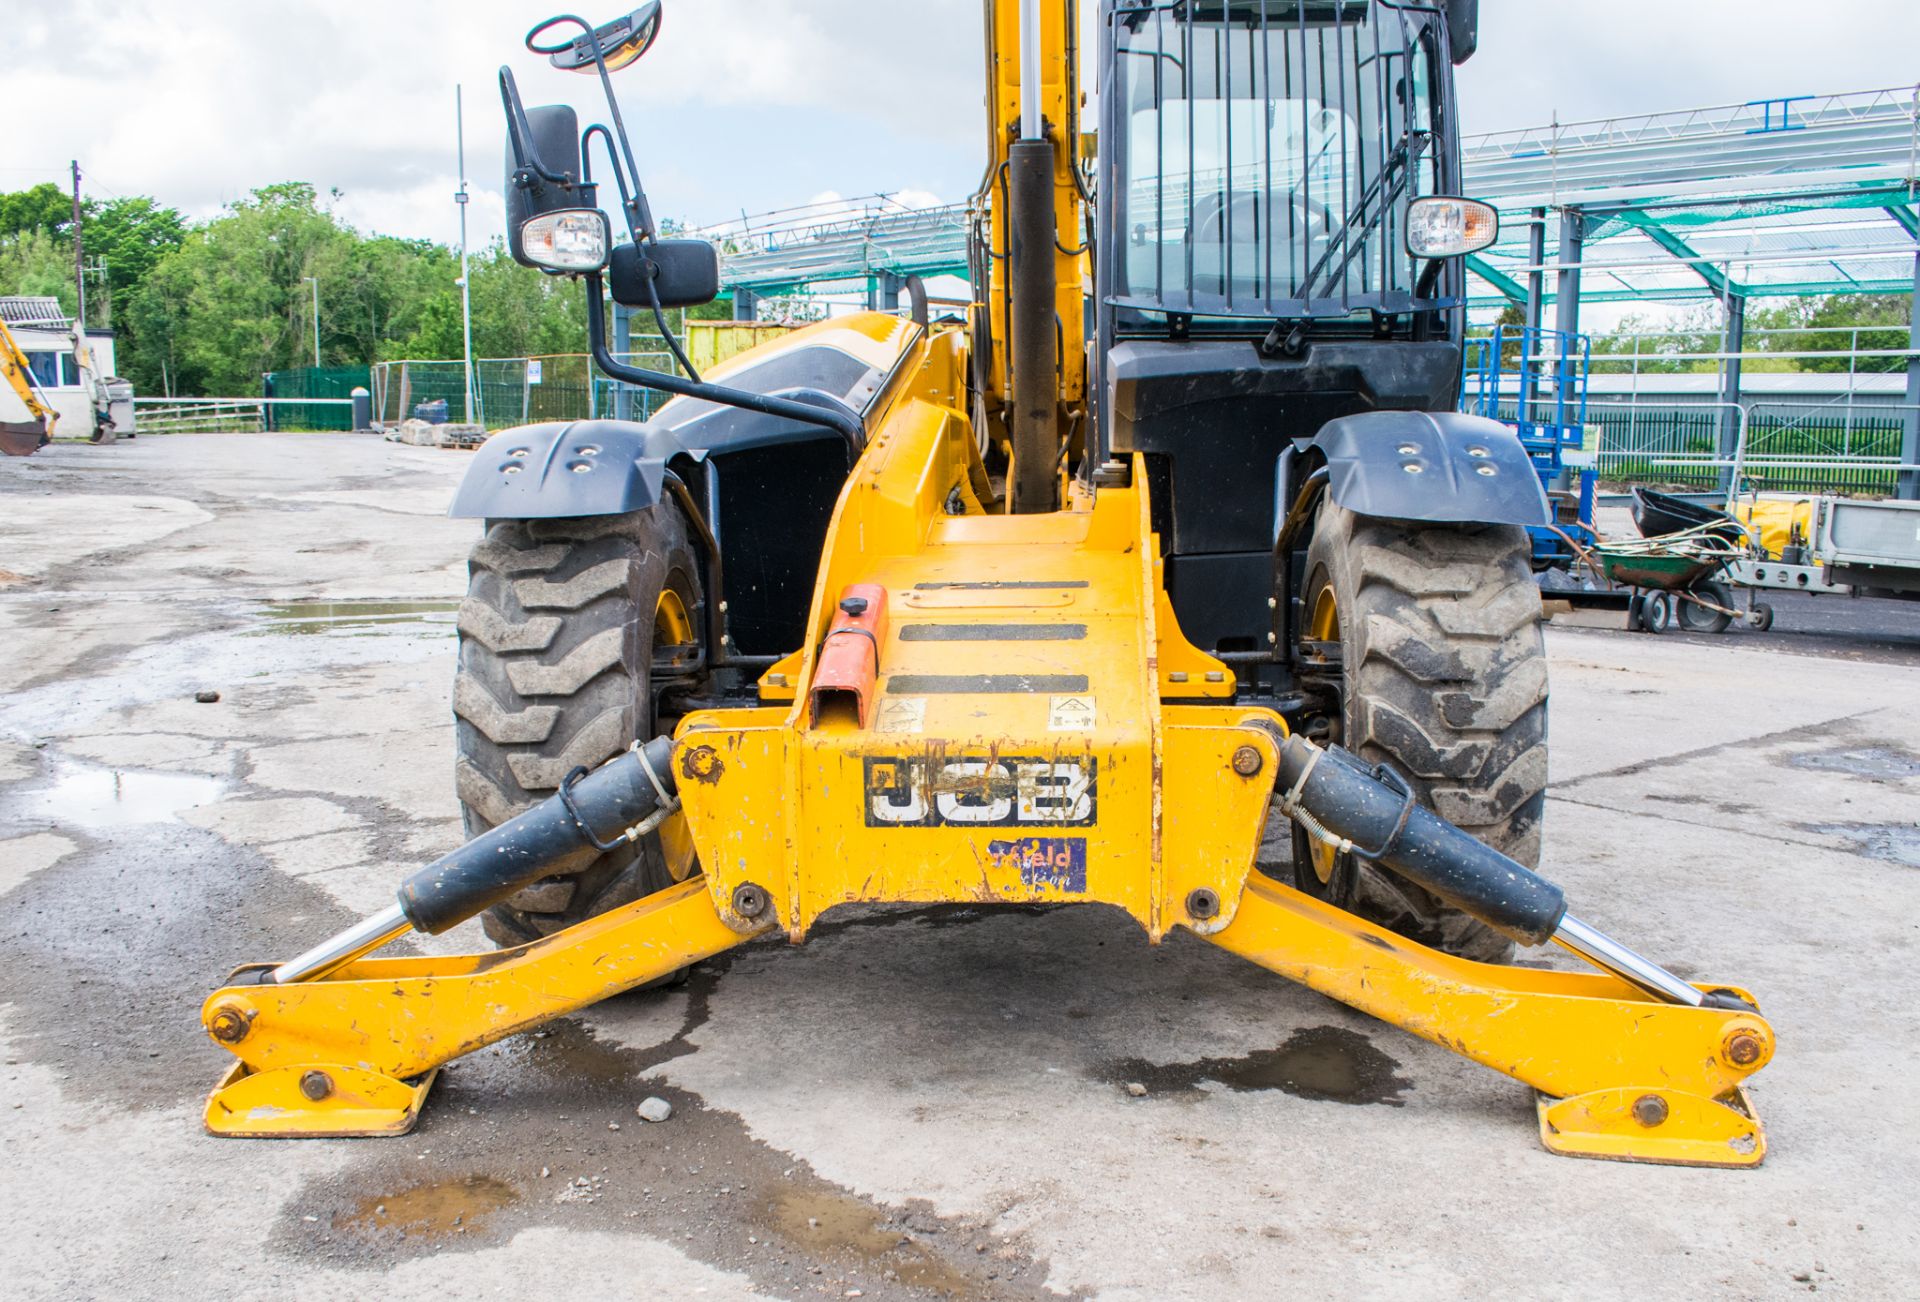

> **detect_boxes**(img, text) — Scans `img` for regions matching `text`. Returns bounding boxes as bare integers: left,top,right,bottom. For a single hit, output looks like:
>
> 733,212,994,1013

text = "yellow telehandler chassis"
202,325,1772,1166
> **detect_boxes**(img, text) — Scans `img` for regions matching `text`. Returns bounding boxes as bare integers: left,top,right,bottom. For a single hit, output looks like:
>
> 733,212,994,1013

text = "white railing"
131,396,353,435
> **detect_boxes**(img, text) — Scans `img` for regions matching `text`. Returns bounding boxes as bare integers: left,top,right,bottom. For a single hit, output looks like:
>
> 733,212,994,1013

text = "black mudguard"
448,419,693,520
1309,411,1548,527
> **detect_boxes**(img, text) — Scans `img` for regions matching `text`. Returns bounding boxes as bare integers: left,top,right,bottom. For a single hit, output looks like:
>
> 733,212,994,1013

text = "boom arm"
0,318,58,448
976,0,1088,508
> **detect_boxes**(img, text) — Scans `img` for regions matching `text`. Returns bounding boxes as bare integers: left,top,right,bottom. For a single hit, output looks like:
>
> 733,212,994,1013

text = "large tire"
1290,502,1549,962
453,504,701,947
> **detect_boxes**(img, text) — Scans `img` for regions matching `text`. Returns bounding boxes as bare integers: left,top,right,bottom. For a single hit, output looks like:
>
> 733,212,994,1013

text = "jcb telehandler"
200,0,1774,1166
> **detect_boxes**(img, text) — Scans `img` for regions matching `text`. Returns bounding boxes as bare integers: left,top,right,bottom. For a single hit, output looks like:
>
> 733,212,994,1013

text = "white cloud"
10,0,985,245
8,0,1915,253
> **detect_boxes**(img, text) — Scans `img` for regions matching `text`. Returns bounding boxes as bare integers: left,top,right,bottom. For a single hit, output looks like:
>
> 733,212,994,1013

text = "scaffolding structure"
697,86,1920,495
700,195,971,311
1462,86,1920,497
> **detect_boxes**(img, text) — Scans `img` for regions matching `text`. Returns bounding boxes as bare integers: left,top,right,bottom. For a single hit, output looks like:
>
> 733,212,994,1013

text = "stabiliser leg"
201,738,770,1137
201,730,1772,1163
1206,736,1773,1167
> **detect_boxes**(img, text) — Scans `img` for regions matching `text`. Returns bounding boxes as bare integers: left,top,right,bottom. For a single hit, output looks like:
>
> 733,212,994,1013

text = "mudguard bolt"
1231,746,1263,777
208,1004,252,1044
1724,1031,1765,1067
731,883,769,920
299,1071,334,1102
1631,1094,1669,1128
1186,888,1220,921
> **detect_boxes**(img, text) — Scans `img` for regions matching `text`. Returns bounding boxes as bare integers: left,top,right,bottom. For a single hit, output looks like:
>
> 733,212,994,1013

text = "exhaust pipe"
266,738,680,984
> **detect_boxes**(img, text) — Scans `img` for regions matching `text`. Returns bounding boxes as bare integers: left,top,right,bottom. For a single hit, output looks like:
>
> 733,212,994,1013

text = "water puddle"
13,765,226,828
494,1016,653,1088
247,599,458,637
1804,822,1920,869
333,1175,518,1243
1105,1025,1410,1106
761,1188,974,1296
1787,747,1920,782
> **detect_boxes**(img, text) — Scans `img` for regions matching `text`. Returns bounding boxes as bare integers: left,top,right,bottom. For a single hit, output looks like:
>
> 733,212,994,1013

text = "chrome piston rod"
1552,913,1704,1007
269,903,410,985
263,738,680,986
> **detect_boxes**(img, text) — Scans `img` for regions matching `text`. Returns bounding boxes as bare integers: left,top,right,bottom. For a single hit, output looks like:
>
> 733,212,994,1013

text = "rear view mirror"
609,240,720,309
503,99,594,267
541,4,663,73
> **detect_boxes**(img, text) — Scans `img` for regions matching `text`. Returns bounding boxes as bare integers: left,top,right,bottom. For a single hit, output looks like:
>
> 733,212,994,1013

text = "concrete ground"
2,433,1916,1301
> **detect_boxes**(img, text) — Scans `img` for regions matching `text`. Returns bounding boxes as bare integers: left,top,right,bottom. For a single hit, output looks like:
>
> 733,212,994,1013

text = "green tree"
1749,294,1910,374
1,177,729,398
0,228,76,312
0,183,73,241
127,183,353,392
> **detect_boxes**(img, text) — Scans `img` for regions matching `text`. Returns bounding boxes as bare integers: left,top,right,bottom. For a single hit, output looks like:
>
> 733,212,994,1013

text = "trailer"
1726,495,1920,602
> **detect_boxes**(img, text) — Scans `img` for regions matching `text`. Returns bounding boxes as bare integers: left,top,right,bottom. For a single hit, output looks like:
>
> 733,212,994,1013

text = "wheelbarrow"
1594,545,1768,634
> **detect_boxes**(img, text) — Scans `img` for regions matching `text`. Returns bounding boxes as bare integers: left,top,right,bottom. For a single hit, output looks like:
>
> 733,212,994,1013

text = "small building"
0,296,124,438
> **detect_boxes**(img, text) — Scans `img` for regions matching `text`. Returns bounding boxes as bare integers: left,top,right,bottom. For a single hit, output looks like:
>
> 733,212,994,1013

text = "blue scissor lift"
1461,325,1598,571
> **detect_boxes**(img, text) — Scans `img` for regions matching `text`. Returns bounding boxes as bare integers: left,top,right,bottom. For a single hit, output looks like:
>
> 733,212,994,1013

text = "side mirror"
609,240,720,309
504,101,594,267
543,4,663,73
1445,0,1479,63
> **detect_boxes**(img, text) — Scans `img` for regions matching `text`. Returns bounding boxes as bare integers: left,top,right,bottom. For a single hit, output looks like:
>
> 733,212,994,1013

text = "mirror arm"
582,125,700,382
581,123,650,242
497,66,574,187
518,15,652,233
585,273,863,458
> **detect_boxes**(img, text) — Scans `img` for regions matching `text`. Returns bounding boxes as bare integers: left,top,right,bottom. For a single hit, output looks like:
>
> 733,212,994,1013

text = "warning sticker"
989,836,1088,892
875,696,926,734
1047,694,1097,731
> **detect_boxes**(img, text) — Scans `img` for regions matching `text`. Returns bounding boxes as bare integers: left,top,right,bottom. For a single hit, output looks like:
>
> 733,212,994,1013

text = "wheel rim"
1303,584,1342,887
652,585,696,671
654,587,693,646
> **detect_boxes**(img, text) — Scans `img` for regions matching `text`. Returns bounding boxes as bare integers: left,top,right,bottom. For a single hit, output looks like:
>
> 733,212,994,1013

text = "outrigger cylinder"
268,737,681,984
1276,736,1719,1006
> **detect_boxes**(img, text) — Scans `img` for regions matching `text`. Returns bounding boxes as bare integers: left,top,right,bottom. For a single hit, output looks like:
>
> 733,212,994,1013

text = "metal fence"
261,365,371,431
371,353,682,430
1584,400,1910,495
132,396,354,435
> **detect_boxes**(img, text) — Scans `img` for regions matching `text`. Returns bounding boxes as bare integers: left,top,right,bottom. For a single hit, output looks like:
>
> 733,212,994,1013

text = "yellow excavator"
199,0,1774,1167
0,316,56,456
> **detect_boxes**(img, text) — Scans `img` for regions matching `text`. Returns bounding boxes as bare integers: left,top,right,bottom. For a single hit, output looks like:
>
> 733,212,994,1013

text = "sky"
6,0,1919,254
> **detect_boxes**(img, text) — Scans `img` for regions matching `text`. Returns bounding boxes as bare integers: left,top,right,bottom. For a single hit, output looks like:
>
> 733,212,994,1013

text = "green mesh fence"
1586,404,1906,495
262,365,370,431
371,354,678,430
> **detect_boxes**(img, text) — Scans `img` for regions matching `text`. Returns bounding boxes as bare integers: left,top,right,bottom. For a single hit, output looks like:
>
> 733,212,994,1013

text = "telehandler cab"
200,0,1774,1166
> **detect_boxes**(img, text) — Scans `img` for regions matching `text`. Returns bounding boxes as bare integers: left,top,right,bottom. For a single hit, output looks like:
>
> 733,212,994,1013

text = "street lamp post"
456,86,478,427
303,276,320,367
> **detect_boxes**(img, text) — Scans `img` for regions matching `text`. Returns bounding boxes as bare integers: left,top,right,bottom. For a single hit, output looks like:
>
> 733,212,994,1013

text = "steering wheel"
1190,188,1332,245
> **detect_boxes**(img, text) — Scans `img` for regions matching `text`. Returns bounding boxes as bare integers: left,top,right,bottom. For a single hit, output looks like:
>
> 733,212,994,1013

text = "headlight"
519,209,612,272
1406,197,1499,258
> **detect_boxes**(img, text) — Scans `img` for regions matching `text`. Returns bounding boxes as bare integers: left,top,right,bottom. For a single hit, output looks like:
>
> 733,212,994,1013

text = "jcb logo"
863,756,1096,828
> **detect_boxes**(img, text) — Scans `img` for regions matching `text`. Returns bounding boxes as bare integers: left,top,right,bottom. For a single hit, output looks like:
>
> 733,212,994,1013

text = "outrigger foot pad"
1537,1086,1765,1168
204,1061,440,1138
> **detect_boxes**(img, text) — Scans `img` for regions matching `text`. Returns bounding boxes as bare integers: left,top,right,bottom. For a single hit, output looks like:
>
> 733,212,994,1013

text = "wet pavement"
3,434,1919,1299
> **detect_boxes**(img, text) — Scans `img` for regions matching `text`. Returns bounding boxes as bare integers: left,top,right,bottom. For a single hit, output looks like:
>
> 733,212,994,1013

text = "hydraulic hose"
266,738,680,984
1276,736,1566,945
1274,736,1736,1007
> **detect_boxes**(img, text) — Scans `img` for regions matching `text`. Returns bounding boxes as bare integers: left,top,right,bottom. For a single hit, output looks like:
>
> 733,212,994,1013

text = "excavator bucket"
1,316,56,456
